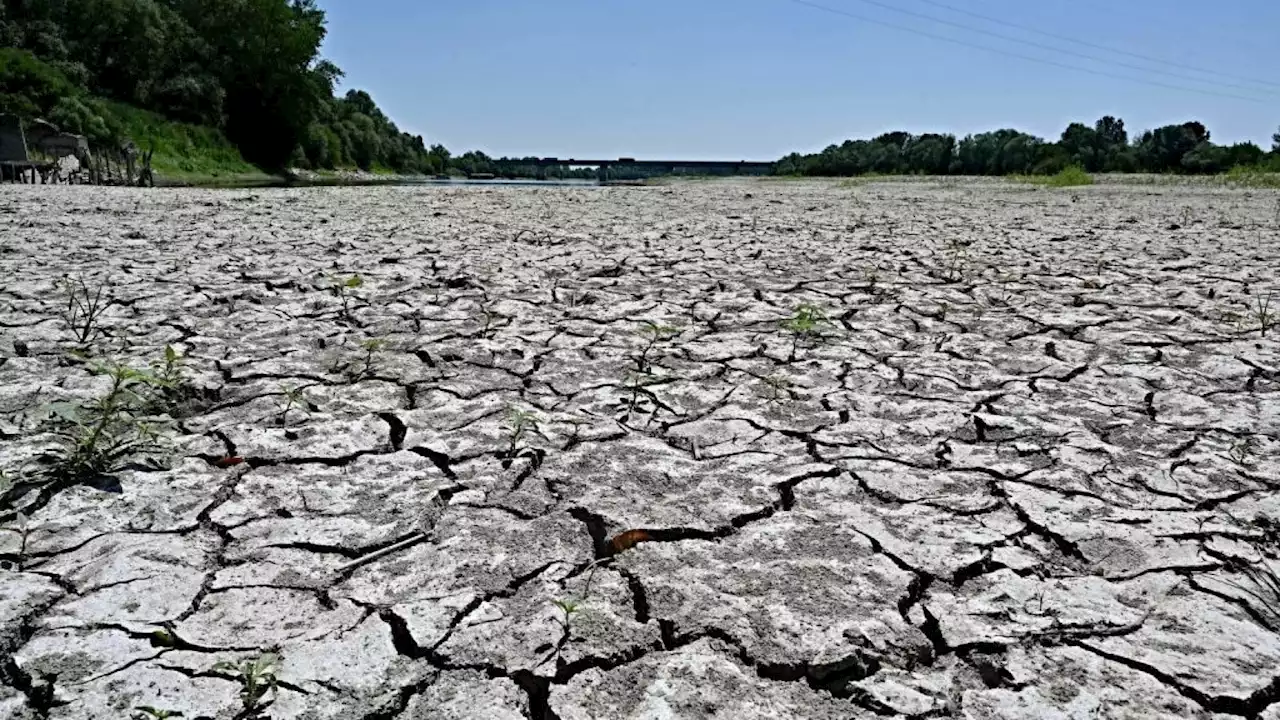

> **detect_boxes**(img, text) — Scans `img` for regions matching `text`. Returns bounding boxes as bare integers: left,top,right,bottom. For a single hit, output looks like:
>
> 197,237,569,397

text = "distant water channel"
290,177,605,189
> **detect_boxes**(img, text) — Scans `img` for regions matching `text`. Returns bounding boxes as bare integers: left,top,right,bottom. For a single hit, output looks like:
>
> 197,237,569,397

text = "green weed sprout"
635,320,678,373
332,274,363,319
340,337,386,381
780,303,829,359
41,363,169,480
213,652,280,714
1255,293,1275,337
143,345,191,414
277,385,309,428
154,345,183,387
57,275,111,347
505,406,542,459
620,370,661,420
551,598,582,634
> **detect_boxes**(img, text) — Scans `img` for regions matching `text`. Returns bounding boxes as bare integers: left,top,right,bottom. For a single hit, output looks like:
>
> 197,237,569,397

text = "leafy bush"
40,364,169,481
151,74,225,126
1042,166,1095,187
1014,166,1094,188
48,96,114,145
1226,165,1280,188
0,48,79,117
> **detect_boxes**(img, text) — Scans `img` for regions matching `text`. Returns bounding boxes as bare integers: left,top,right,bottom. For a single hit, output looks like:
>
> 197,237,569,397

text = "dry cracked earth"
1,178,1278,720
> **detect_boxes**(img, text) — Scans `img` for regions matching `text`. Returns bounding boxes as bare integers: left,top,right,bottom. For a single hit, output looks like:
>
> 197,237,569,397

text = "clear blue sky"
318,0,1280,160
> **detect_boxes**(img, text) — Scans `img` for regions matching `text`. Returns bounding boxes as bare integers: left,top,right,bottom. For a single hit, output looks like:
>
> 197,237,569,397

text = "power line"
829,0,1280,98
912,0,1280,91
782,0,1269,104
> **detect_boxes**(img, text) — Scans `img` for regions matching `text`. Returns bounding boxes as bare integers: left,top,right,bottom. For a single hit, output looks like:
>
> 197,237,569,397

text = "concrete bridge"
528,157,776,181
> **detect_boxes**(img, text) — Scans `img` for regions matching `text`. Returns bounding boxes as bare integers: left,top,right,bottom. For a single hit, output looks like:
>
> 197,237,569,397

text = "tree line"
0,0,446,173
775,117,1280,177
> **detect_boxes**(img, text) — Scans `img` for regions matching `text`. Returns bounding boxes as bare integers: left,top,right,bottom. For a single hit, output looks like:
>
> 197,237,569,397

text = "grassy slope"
104,103,422,185
101,101,273,184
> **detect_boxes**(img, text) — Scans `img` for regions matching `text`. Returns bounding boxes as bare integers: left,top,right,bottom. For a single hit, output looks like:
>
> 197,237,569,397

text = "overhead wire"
782,0,1270,103
911,0,1280,91
825,0,1280,98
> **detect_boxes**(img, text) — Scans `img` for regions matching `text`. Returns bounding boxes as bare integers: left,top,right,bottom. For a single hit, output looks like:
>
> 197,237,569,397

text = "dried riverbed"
1,179,1278,719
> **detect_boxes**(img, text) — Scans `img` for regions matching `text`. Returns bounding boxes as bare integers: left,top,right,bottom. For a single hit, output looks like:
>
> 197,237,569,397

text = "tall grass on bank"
1223,165,1280,189
1011,166,1095,188
103,101,258,178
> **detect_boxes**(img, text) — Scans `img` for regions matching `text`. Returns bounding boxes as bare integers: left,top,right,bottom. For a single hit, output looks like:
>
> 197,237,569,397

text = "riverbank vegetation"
775,119,1280,179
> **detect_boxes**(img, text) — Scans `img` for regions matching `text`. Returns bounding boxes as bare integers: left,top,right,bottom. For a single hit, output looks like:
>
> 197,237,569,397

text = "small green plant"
57,275,111,347
780,303,829,358
276,385,309,428
758,374,793,405
213,652,279,714
504,406,541,459
340,337,386,381
40,363,168,480
143,345,192,414
332,274,363,319
635,320,678,373
551,598,582,635
619,370,659,420
132,707,184,719
1254,293,1275,337
1225,165,1280,190
153,345,183,387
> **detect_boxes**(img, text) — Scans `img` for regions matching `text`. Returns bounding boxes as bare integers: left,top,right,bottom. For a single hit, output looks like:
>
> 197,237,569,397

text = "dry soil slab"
0,178,1278,719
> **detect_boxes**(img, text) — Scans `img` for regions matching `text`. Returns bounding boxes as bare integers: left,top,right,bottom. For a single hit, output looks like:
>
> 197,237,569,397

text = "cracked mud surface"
1,178,1278,719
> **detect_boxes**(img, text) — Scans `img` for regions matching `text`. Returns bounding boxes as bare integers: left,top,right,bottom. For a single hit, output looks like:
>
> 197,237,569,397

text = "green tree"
903,133,955,175
0,48,79,117
174,0,330,167
1094,115,1127,147
1224,142,1264,169
1181,142,1228,174
1135,123,1205,173
1059,122,1102,171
